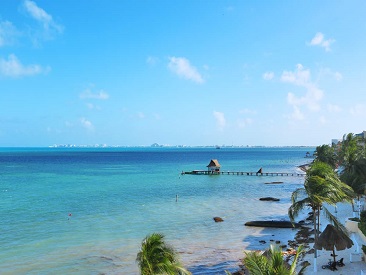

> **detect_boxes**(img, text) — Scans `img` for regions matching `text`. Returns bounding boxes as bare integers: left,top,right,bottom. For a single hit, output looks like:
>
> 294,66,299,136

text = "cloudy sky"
1,1,366,146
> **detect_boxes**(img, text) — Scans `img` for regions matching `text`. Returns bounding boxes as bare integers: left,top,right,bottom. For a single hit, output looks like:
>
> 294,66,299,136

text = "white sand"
299,201,366,274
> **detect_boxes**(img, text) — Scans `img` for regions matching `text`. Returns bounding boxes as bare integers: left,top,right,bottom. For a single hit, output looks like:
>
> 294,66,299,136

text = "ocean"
0,147,313,274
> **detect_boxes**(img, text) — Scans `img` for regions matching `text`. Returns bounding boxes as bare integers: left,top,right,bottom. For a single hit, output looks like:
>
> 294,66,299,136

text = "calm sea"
0,147,313,274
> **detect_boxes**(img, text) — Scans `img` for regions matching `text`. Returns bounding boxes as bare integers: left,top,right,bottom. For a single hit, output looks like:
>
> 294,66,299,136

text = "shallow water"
0,147,313,274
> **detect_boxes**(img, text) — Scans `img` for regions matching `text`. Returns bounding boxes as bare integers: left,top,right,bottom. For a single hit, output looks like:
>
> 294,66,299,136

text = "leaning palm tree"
288,161,354,271
136,233,191,275
242,244,306,275
289,161,354,235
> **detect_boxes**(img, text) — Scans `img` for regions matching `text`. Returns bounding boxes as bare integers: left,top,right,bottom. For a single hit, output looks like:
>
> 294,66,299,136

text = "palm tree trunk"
317,205,321,238
313,207,318,263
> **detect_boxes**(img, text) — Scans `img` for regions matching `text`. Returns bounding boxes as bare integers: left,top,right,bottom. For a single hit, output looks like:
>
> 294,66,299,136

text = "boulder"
259,197,280,201
213,217,224,222
245,220,302,228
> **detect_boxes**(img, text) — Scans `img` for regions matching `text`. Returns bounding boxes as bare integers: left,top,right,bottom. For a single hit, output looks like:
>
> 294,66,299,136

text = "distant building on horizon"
355,131,366,139
332,130,366,145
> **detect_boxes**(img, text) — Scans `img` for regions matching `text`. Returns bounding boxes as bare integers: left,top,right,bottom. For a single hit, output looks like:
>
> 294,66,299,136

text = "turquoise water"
0,147,313,274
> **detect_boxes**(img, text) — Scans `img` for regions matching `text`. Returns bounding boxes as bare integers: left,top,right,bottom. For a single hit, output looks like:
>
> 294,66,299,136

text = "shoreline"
228,202,366,275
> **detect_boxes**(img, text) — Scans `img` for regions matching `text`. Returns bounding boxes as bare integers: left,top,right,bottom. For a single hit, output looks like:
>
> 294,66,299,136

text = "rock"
213,217,224,222
259,240,266,244
245,220,302,228
259,197,280,201
275,240,281,244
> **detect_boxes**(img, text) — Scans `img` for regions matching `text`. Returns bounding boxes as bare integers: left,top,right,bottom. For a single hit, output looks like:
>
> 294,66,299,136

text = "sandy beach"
299,202,366,274
234,201,366,275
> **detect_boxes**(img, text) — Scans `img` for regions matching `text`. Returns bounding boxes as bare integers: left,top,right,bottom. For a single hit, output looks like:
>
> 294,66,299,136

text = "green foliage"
136,233,191,275
314,144,337,169
243,244,306,275
348,217,360,222
362,245,366,254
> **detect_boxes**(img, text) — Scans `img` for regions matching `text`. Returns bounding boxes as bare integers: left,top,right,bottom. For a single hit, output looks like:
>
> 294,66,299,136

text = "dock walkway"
182,170,305,177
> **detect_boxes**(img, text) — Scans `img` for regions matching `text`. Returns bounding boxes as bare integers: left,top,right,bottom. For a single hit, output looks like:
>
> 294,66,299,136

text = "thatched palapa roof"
207,159,221,167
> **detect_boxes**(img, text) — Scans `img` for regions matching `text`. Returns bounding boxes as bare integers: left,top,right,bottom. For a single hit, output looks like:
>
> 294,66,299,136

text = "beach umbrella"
314,224,353,263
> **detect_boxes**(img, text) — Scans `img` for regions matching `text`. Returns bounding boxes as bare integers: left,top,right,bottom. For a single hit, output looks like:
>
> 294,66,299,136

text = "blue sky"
1,1,366,147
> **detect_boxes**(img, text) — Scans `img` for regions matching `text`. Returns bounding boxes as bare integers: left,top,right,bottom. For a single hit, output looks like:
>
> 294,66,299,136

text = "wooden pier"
182,170,305,177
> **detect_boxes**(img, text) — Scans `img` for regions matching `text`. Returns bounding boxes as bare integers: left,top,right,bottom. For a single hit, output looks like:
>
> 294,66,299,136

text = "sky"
1,1,366,147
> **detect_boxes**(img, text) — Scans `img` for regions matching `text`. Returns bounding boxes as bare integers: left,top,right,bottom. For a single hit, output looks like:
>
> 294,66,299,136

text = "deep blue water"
0,147,313,274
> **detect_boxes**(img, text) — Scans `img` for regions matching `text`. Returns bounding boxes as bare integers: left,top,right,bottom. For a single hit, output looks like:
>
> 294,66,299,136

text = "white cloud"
282,64,323,112
263,71,274,80
0,54,49,77
350,104,366,116
309,32,335,52
23,0,63,36
281,64,310,86
286,106,305,121
213,111,226,130
237,118,253,128
327,104,341,113
319,68,343,81
80,117,94,131
80,88,109,100
0,21,19,47
168,57,204,83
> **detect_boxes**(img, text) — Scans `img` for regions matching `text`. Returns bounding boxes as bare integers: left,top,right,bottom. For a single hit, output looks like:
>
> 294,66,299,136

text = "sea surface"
0,147,314,274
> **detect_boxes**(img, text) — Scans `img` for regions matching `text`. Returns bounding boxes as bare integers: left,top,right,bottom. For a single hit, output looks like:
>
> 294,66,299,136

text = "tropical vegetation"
242,244,306,275
136,233,191,275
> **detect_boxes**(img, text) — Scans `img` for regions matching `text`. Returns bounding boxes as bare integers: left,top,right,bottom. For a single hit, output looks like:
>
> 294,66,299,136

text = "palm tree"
338,133,362,169
288,161,354,270
242,244,306,275
136,233,191,275
337,133,366,213
314,144,337,169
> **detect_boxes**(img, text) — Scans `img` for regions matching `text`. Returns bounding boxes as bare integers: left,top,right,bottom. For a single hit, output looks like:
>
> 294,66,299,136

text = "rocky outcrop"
259,197,280,201
245,220,302,228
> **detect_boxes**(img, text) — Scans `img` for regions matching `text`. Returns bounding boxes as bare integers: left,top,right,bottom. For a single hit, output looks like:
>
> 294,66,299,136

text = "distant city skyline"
1,1,366,147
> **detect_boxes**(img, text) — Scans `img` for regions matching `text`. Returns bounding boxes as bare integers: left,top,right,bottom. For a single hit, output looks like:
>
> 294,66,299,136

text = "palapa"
314,224,353,263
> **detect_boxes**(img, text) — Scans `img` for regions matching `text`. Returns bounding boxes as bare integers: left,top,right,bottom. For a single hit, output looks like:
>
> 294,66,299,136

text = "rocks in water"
259,240,266,244
259,197,280,201
264,181,284,184
213,217,224,222
245,220,302,228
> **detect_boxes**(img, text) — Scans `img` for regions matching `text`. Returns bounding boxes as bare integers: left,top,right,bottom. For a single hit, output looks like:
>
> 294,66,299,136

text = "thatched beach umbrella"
314,224,353,263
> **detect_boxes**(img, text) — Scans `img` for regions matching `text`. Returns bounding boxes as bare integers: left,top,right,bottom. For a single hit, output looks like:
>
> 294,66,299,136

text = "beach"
299,202,366,274
234,201,366,275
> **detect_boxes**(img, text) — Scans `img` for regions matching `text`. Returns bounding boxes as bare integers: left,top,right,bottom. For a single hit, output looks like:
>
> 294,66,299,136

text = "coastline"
227,161,366,275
